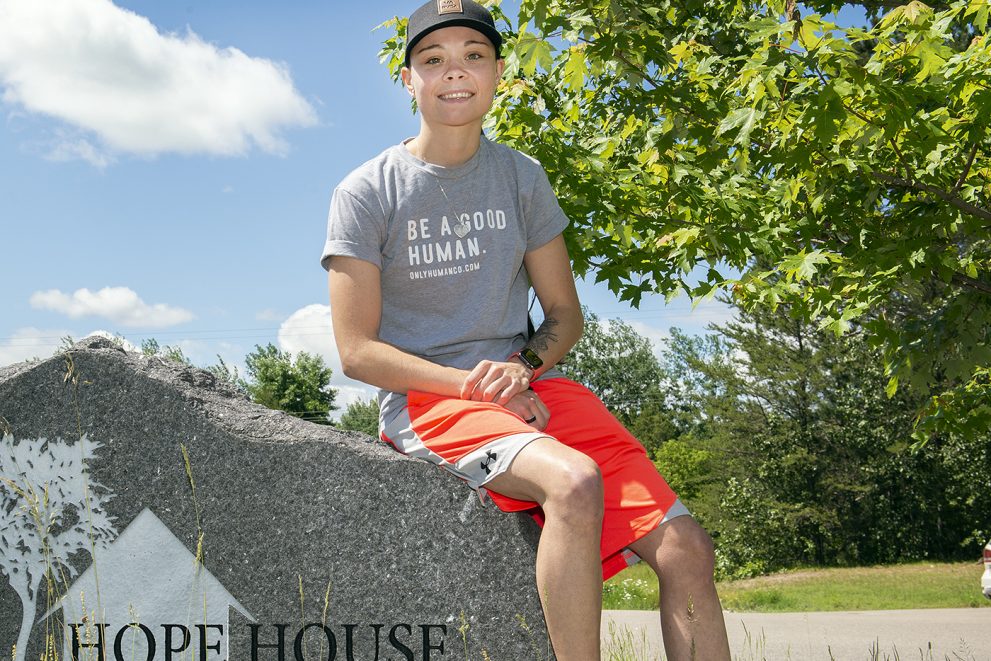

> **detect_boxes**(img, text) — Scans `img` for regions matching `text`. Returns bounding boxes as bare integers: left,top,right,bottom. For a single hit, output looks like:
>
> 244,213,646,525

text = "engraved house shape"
43,507,254,660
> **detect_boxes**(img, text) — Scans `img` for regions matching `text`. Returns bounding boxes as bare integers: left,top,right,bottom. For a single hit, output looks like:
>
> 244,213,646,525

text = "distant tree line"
562,304,990,578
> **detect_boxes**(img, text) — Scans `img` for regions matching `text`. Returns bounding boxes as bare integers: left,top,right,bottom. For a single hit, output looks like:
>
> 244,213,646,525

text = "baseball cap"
405,0,503,66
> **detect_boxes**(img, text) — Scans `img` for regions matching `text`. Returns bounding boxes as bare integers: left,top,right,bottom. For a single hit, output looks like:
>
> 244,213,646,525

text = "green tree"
338,398,381,438
560,307,665,426
625,390,681,455
206,355,249,394
243,344,337,425
381,0,991,438
651,437,716,503
659,304,990,576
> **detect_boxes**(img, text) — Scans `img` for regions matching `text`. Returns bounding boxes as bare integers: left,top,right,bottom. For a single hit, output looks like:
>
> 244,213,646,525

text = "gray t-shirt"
321,136,569,416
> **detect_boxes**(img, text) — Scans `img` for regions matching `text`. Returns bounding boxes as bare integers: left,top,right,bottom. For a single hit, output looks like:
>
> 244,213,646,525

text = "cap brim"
405,20,502,65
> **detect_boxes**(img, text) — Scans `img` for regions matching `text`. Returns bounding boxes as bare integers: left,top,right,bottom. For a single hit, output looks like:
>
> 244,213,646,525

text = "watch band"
509,347,543,373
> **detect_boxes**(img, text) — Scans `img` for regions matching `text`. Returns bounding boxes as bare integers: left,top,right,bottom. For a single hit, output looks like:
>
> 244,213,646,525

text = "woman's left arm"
460,234,583,403
517,234,584,374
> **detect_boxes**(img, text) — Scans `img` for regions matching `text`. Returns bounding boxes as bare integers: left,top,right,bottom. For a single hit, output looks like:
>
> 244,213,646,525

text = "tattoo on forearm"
526,316,559,353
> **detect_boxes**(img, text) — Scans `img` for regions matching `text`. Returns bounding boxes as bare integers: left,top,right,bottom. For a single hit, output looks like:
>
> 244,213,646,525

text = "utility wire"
0,304,729,345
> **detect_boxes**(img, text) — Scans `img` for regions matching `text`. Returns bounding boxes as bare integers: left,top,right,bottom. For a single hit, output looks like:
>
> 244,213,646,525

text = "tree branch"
888,140,913,183
952,273,991,296
769,42,806,55
869,171,991,223
810,62,885,132
952,142,980,195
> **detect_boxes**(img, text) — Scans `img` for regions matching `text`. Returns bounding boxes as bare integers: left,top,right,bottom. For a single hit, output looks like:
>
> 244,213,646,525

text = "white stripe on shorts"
380,394,547,493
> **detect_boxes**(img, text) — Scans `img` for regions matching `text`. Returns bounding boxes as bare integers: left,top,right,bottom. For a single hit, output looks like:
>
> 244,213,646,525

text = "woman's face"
402,25,504,131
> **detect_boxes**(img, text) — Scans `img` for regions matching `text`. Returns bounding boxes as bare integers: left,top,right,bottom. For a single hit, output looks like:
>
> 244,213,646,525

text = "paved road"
601,608,991,660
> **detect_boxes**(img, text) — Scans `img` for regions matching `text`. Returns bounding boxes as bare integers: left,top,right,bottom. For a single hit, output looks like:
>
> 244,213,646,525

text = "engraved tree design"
0,435,116,661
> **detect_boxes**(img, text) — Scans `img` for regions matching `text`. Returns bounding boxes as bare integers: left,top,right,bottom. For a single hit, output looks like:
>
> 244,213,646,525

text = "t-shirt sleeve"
525,165,570,252
320,186,386,271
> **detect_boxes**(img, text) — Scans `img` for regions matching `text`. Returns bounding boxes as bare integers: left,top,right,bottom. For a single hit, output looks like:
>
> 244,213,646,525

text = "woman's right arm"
328,255,471,396
329,256,544,424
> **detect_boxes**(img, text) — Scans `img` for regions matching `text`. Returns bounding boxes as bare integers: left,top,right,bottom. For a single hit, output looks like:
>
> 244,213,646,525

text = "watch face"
521,347,544,368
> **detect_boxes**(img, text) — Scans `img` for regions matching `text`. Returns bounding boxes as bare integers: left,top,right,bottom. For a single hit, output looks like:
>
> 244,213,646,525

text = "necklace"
407,137,483,239
435,179,473,239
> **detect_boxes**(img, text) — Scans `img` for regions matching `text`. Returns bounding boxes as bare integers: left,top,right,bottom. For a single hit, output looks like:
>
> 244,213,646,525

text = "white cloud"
173,338,208,363
85,329,140,352
329,385,378,422
627,320,671,357
45,132,114,168
0,0,316,160
277,304,377,415
0,327,70,366
276,304,338,370
0,327,145,366
29,286,194,328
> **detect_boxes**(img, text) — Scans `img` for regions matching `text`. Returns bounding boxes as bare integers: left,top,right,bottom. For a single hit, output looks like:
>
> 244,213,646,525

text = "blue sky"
0,0,738,411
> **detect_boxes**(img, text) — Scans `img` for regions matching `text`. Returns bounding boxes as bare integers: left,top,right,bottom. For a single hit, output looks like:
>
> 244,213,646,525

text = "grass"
603,561,991,612
601,620,657,661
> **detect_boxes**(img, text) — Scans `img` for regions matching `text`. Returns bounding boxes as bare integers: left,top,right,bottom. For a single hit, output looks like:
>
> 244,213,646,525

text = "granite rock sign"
0,337,550,661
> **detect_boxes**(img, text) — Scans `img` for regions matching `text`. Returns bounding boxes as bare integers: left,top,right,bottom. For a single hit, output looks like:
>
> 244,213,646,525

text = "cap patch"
436,0,464,15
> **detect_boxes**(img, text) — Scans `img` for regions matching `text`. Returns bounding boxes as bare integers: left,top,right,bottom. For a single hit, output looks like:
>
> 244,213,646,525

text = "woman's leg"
628,517,731,661
485,437,605,661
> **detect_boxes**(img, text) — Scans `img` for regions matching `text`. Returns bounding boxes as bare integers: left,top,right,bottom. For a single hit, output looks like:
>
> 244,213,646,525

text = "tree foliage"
337,397,381,438
560,307,664,425
243,344,337,424
658,305,990,577
381,0,991,439
205,355,249,394
140,338,191,366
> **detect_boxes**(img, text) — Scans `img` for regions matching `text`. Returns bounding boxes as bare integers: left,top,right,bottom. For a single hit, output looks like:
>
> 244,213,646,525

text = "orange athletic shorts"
380,377,688,581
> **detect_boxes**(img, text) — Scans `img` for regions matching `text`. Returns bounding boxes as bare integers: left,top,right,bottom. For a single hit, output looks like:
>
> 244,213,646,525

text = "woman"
321,2,730,658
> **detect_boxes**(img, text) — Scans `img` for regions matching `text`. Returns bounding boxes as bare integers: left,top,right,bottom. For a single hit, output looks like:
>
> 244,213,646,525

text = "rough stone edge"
0,359,35,384
0,335,400,463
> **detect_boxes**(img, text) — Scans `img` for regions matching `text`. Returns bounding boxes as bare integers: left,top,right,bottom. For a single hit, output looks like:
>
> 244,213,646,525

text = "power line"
0,305,731,345
0,326,336,347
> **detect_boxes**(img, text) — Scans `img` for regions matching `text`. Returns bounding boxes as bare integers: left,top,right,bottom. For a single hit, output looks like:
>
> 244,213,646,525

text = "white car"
984,540,991,600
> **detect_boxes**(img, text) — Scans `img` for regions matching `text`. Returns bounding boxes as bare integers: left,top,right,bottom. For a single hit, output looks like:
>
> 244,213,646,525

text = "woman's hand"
460,360,531,405
504,389,550,431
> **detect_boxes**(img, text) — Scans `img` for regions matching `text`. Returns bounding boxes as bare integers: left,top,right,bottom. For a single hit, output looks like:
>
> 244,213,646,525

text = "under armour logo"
480,450,497,475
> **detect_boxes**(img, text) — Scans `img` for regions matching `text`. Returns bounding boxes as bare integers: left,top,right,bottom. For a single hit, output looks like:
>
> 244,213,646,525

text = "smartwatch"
509,347,543,373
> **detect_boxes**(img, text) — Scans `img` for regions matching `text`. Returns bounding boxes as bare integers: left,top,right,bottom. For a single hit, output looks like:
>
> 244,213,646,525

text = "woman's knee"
636,517,716,580
543,455,604,526
667,518,716,574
